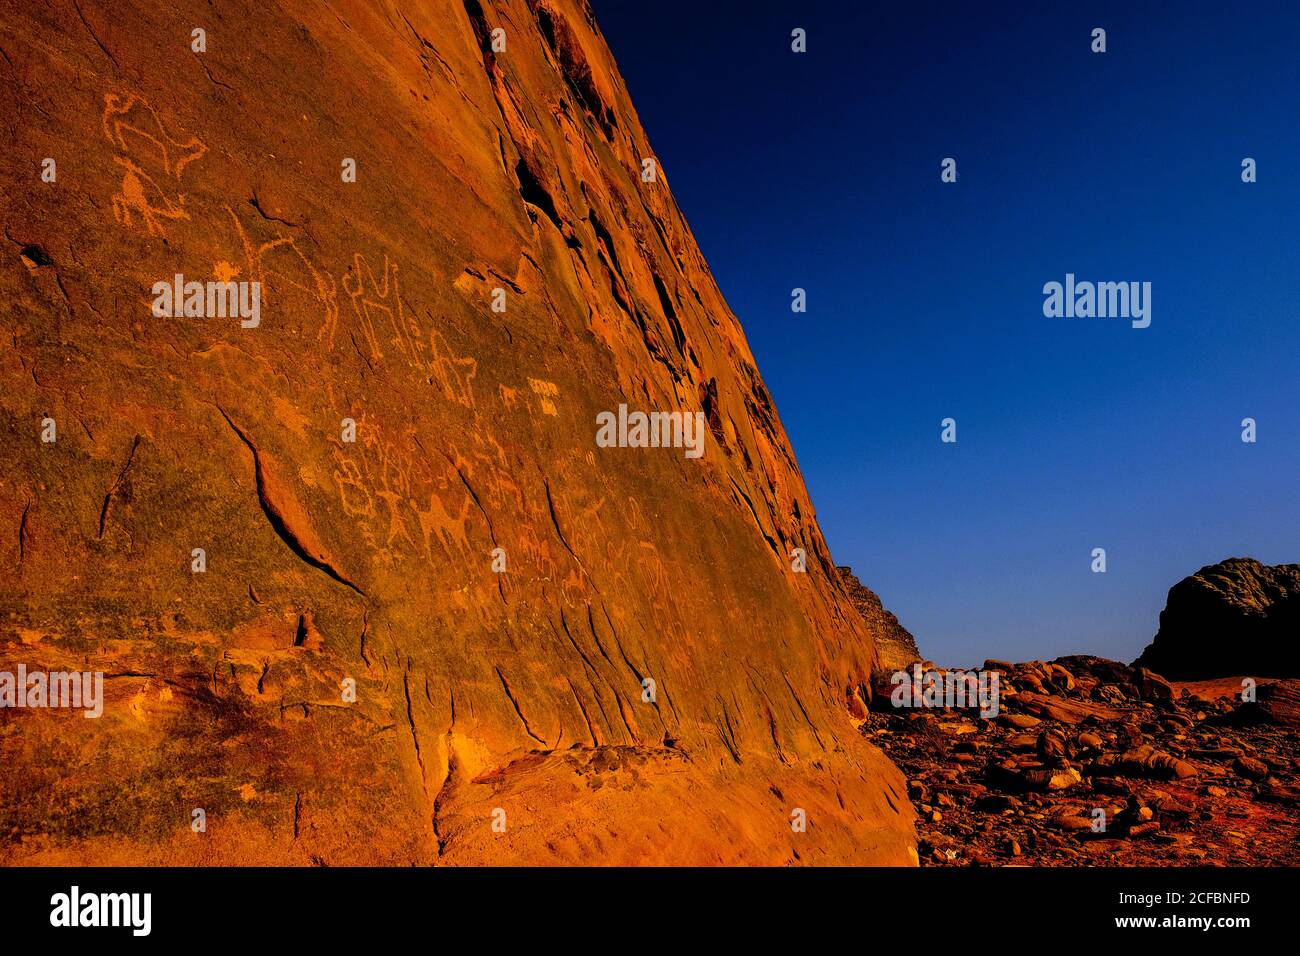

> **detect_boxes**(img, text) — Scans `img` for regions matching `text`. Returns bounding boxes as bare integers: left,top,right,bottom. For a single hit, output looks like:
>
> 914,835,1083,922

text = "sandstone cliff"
0,0,914,864
1134,558,1300,681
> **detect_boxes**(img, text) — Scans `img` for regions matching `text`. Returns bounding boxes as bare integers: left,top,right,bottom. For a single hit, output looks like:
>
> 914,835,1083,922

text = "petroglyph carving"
103,93,208,177
341,252,478,407
331,419,482,571
429,329,479,409
227,207,339,336
110,157,190,236
528,378,560,416
102,92,207,237
340,252,400,365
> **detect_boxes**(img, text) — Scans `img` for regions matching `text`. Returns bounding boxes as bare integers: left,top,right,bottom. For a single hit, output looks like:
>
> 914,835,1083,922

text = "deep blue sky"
596,1,1300,665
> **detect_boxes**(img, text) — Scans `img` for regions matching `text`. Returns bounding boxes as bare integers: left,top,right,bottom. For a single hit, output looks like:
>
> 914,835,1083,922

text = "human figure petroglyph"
373,458,419,555
333,427,410,565
637,541,674,616
341,253,416,367
110,157,190,236
331,421,485,571
333,454,376,524
103,92,207,238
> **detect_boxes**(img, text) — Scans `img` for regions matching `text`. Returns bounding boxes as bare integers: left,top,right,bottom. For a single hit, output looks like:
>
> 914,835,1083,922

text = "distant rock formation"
0,0,914,865
838,567,920,673
1133,558,1300,680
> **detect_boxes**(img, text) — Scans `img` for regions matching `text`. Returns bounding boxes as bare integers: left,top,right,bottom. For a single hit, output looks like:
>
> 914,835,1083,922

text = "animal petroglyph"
332,419,483,573
102,93,207,177
227,206,339,336
102,92,207,238
340,252,477,407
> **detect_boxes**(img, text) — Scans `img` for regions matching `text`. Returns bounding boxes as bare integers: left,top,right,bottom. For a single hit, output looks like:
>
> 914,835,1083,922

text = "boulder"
1014,692,1129,725
1133,667,1175,701
1133,558,1300,680
1089,745,1199,781
1257,681,1300,725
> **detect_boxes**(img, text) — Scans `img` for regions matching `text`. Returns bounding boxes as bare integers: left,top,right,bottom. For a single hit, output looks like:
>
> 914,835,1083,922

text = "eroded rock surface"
1134,558,1300,680
0,0,914,864
838,566,919,674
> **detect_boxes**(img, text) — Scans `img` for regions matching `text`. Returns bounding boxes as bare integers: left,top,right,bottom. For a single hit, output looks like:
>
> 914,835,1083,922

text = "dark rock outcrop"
1133,558,1300,680
838,567,919,673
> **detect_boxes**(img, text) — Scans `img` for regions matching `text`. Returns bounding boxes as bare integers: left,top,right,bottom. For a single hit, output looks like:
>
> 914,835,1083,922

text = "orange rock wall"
0,0,915,865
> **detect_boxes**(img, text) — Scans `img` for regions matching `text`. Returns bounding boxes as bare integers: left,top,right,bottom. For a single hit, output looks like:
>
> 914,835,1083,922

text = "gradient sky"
597,1,1300,664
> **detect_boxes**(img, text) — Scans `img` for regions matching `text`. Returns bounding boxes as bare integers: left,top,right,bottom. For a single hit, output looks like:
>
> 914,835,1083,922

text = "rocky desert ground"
863,558,1300,867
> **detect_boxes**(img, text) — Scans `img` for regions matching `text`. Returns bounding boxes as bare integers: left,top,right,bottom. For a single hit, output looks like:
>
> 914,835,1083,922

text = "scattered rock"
870,651,1300,866
1233,755,1270,780
1090,745,1199,781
